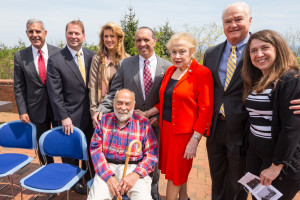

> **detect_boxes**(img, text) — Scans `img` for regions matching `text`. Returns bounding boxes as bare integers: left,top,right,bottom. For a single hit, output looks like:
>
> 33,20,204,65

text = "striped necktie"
76,51,86,84
143,59,152,98
220,46,237,116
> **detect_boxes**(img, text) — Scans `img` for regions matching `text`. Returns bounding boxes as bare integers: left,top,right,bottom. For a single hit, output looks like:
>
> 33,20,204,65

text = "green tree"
184,22,223,62
154,21,175,60
120,6,139,56
0,40,26,79
83,42,98,52
55,40,66,49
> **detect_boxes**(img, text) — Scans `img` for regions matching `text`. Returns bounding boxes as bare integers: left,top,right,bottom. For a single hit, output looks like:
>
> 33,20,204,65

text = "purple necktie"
143,59,152,98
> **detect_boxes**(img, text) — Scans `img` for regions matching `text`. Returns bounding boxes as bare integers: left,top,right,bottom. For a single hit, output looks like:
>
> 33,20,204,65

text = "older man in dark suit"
47,20,95,194
96,27,172,200
14,18,60,165
204,3,300,200
203,2,252,200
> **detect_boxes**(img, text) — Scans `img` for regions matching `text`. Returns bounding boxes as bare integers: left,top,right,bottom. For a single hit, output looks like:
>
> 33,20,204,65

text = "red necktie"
143,59,152,98
38,50,46,84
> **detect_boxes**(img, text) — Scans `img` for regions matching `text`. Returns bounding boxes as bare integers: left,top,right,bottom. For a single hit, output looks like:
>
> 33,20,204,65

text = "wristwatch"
192,134,200,142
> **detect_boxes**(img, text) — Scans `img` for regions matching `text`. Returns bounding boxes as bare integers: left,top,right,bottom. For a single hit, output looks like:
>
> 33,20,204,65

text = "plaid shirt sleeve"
133,121,158,177
90,124,115,182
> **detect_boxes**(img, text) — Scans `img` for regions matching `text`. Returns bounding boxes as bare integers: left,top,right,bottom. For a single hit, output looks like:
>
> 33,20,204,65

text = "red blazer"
155,59,214,136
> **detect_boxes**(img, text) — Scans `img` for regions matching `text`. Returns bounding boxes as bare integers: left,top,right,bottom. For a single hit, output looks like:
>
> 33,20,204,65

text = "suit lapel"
131,55,144,101
25,46,43,84
147,56,166,98
212,42,226,90
62,47,86,88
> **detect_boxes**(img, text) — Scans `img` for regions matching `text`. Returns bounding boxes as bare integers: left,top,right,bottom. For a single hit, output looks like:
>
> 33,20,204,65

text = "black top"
162,78,178,122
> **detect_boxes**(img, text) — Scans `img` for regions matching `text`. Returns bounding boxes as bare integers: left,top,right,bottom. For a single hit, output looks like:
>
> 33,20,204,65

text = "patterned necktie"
76,51,86,84
220,46,237,116
143,59,153,98
38,50,47,85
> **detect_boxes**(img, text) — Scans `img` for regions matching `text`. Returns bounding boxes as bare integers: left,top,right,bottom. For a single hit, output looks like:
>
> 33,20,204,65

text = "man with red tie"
14,19,60,165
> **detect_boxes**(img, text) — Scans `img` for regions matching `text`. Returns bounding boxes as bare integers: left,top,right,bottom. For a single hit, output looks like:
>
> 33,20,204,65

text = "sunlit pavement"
1,112,299,200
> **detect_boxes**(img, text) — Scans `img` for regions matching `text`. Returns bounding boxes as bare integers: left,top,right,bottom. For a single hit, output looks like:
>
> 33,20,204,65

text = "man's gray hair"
26,18,45,30
115,89,136,103
222,2,252,19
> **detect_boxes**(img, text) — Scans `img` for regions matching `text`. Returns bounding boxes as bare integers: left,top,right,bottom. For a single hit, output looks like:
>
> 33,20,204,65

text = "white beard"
114,107,134,123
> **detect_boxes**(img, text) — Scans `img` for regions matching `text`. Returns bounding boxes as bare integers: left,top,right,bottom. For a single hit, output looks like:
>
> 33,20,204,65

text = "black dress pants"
207,118,247,200
35,103,58,165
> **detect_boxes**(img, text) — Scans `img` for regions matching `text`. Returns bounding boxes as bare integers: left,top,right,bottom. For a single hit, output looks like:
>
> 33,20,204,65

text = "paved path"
0,112,299,200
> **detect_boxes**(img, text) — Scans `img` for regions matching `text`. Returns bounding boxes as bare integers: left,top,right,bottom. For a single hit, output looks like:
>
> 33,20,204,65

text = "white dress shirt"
67,45,85,67
139,53,157,100
32,44,49,73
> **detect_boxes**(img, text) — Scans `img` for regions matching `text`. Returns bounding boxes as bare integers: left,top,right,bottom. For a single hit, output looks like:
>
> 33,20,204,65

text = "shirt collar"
226,34,250,52
139,53,156,63
32,43,48,55
67,45,83,58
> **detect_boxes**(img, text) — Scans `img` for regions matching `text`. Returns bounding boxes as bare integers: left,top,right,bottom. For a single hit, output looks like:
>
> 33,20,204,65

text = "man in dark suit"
47,20,95,194
14,18,60,165
96,27,172,200
203,2,252,200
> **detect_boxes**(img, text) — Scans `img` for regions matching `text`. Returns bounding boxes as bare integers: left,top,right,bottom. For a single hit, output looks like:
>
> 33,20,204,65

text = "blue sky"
1,0,299,47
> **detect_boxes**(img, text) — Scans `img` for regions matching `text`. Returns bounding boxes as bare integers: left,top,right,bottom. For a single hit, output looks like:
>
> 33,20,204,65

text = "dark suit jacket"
98,55,171,135
203,41,249,145
14,44,60,123
47,46,95,131
270,69,300,179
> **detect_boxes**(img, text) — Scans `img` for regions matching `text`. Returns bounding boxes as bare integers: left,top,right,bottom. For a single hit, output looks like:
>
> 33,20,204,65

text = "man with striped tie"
14,19,60,165
204,2,300,200
203,2,252,200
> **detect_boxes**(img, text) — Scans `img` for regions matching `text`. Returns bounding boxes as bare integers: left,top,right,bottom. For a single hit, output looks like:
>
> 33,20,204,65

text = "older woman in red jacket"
136,32,213,200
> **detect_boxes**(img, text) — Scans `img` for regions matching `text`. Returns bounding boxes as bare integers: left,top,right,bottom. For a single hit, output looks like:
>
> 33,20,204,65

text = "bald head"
114,89,135,103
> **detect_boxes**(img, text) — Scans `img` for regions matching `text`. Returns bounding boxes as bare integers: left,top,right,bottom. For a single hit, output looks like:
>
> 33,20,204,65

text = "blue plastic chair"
0,120,37,200
87,177,130,200
20,126,91,200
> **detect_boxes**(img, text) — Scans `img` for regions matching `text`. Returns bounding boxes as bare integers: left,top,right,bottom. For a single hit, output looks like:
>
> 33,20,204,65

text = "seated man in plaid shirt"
88,89,158,200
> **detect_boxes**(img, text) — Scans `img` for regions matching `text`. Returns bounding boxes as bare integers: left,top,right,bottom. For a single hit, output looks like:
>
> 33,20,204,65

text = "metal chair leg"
9,175,15,200
20,185,23,200
32,192,41,200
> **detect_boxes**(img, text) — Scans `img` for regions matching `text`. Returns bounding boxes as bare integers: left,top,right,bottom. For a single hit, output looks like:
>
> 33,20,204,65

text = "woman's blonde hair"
97,22,127,65
242,29,299,102
166,32,197,55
